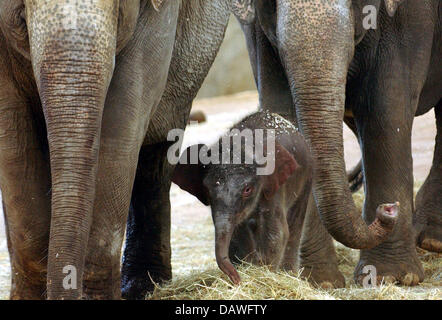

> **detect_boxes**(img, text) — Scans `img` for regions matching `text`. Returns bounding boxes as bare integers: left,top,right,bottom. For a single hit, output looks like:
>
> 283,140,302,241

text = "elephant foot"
8,262,47,300
121,275,157,300
417,226,442,253
301,264,345,289
354,246,424,286
121,264,172,300
83,276,122,300
414,202,442,253
10,282,46,300
414,158,442,253
82,282,122,300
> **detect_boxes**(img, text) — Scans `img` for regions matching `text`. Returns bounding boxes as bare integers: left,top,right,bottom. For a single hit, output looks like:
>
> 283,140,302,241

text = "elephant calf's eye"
242,186,253,198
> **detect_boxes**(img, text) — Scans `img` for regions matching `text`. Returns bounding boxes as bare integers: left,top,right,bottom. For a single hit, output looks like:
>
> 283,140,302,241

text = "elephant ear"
151,0,166,11
232,0,256,25
384,0,404,17
263,143,298,200
172,144,210,206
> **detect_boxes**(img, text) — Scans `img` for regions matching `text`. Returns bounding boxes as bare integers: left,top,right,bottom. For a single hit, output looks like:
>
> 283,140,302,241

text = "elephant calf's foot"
354,247,424,286
301,264,346,289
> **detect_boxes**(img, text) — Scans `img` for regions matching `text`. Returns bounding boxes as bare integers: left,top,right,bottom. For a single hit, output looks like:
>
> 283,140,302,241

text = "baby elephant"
172,111,314,284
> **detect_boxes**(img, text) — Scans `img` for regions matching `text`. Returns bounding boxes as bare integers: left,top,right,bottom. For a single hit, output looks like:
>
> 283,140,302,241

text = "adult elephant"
235,0,441,285
0,0,237,300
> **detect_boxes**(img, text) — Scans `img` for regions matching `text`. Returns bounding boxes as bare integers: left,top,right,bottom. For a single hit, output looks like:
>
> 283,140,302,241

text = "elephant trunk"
277,0,398,249
213,213,240,284
26,1,119,299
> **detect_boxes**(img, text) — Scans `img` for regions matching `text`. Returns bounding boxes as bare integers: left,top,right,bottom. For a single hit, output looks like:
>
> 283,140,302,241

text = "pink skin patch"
375,202,399,230
382,202,399,217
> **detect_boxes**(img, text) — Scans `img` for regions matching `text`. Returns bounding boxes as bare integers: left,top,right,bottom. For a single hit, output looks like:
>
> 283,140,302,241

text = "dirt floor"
0,91,440,299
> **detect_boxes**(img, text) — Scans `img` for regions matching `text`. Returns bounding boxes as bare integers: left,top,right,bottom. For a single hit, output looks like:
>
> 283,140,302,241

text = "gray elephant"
0,0,238,300
234,0,441,286
171,111,396,286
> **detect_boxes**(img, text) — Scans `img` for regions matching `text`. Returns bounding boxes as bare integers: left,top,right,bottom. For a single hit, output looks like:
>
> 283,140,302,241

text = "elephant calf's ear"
151,0,166,11
263,143,298,200
232,0,256,25
384,0,404,17
172,144,210,206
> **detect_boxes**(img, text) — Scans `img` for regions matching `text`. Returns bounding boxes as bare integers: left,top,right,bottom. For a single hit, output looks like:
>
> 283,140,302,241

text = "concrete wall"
196,16,256,99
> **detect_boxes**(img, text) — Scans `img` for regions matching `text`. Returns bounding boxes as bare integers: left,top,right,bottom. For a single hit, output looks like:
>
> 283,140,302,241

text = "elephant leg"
82,153,139,300
120,0,231,299
0,94,51,299
121,141,174,300
82,102,162,300
243,22,296,123
281,180,311,271
299,194,345,289
79,2,179,300
353,83,424,286
83,115,171,300
415,101,442,253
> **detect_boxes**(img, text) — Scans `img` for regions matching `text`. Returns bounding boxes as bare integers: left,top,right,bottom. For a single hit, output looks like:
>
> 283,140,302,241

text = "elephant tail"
347,159,363,193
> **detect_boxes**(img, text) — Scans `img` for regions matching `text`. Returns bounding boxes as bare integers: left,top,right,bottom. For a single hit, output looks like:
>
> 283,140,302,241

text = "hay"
149,257,441,300
149,264,337,300
149,243,441,300
149,186,441,300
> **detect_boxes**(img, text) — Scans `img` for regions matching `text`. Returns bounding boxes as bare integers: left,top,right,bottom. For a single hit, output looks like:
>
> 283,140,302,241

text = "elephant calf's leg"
299,195,345,289
121,142,173,300
415,102,442,253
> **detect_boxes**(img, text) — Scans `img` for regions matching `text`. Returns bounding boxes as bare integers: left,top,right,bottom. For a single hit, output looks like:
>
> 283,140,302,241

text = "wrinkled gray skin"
0,0,237,300
173,111,396,287
234,0,442,286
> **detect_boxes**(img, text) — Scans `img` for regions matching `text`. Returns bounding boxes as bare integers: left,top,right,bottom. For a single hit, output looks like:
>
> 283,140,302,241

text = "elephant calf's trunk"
216,242,241,285
214,216,241,284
